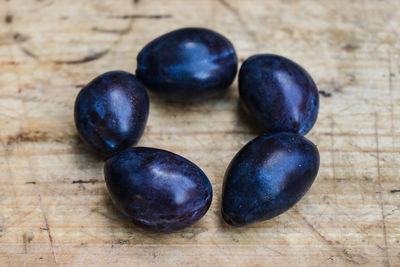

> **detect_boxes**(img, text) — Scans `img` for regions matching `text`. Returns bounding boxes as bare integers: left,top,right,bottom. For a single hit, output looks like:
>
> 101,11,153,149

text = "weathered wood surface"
0,0,399,266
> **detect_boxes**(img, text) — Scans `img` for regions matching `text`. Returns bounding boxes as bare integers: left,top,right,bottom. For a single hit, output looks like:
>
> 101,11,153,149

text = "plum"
74,71,149,155
239,54,319,135
136,27,238,102
104,147,213,232
222,133,319,226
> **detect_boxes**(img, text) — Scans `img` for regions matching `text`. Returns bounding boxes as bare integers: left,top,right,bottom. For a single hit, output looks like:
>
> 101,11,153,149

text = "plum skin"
74,71,149,155
136,27,238,102
222,133,320,227
104,147,213,232
239,54,319,135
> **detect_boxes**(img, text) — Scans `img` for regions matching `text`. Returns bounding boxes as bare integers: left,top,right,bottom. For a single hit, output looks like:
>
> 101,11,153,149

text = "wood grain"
0,0,399,266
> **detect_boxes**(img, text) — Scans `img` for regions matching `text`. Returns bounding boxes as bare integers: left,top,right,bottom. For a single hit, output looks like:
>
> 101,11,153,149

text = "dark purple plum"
74,71,149,155
222,133,319,227
104,147,213,232
136,27,238,102
239,54,319,135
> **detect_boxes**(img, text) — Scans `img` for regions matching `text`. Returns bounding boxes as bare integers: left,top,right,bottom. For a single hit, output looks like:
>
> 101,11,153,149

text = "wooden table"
0,0,399,266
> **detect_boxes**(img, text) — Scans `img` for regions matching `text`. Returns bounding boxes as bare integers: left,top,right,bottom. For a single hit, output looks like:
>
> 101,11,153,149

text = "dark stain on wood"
6,131,50,145
23,232,34,253
319,90,332,97
72,179,99,184
110,14,172,20
0,32,29,45
318,75,356,94
55,49,109,65
342,43,359,52
13,33,29,42
5,14,13,24
20,47,39,60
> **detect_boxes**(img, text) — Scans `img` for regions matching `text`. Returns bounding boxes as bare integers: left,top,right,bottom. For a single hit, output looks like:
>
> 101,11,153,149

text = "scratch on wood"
209,237,237,262
25,181,36,184
321,132,395,137
295,210,334,246
39,194,58,266
54,49,109,65
92,25,132,35
390,190,400,193
350,143,378,159
91,207,117,222
294,210,362,265
20,47,39,60
217,0,240,17
342,212,368,235
262,245,286,256
1,142,21,235
374,112,390,267
388,54,395,152
329,115,338,206
113,237,130,245
217,0,258,49
110,14,172,20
